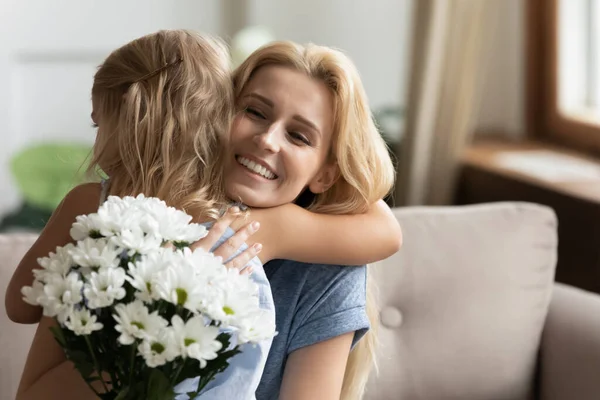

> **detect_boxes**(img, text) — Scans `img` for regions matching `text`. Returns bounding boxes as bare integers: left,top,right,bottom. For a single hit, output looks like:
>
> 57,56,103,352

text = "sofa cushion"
0,233,38,400
366,202,558,400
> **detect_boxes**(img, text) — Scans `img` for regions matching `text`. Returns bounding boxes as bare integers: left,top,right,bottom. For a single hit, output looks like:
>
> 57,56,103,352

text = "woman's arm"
5,183,101,324
251,200,402,265
16,317,99,400
279,333,354,400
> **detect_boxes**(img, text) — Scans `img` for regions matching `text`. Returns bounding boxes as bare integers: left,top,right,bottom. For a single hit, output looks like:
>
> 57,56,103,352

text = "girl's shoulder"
65,182,102,202
58,183,103,217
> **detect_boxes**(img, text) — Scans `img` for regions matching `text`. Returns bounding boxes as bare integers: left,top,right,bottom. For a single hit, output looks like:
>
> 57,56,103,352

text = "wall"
0,0,222,217
0,0,415,218
245,0,524,139
246,0,414,111
474,0,525,138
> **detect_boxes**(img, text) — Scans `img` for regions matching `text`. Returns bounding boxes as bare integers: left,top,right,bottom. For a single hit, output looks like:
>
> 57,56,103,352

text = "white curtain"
395,0,502,206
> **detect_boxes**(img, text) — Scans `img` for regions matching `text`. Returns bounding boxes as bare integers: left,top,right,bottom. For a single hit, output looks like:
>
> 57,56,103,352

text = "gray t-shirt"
256,260,370,400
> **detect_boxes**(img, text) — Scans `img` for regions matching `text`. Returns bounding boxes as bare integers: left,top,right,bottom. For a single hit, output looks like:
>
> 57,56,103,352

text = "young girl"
8,30,400,399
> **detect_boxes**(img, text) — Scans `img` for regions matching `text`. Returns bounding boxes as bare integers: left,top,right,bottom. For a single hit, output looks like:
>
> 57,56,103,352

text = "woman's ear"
308,163,339,194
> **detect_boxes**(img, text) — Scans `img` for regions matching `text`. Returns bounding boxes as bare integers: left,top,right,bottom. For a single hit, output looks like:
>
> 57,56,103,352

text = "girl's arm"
16,317,99,400
279,333,353,400
250,200,402,265
5,183,102,324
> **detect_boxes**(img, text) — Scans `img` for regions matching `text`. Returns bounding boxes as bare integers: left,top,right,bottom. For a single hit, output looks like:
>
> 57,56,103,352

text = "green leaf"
49,324,66,347
114,381,145,400
178,347,242,395
98,392,118,400
133,381,146,397
66,349,96,380
172,333,243,395
146,369,175,400
113,387,130,400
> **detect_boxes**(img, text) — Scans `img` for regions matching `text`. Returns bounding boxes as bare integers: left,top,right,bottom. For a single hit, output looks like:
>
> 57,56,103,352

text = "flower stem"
85,336,110,394
172,358,187,384
82,379,103,398
128,344,136,384
108,370,119,392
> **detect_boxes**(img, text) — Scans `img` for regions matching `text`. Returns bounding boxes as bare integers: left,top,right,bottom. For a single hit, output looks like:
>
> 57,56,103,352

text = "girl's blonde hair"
90,29,233,219
233,41,396,399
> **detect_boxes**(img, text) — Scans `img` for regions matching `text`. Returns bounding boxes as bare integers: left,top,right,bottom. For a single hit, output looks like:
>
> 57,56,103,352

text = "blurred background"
1,0,599,291
0,0,415,230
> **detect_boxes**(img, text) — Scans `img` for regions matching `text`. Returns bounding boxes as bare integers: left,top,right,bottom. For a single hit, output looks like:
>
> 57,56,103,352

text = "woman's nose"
253,126,281,153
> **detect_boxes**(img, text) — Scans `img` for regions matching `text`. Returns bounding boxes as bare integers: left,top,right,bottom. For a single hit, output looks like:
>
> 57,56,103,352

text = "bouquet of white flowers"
21,194,276,400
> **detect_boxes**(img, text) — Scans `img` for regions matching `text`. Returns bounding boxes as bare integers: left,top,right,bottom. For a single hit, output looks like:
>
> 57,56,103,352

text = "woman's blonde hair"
90,29,233,219
233,41,396,399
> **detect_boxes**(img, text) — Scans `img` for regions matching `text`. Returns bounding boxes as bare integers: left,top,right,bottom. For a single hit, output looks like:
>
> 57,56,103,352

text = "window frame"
526,0,600,155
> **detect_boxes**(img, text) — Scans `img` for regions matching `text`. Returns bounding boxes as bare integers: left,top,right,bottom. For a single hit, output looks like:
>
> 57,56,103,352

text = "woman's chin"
225,185,277,208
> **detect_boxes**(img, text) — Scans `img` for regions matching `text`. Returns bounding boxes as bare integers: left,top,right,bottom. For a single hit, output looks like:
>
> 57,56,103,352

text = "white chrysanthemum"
113,300,168,345
93,201,132,236
180,222,208,243
129,193,167,210
137,199,207,243
90,195,156,237
126,249,175,303
187,247,228,277
202,268,260,325
101,195,160,233
70,238,121,270
75,194,203,246
35,243,76,281
236,309,278,344
70,214,104,241
171,315,222,368
184,248,229,311
21,279,45,306
64,308,103,335
37,272,83,323
154,254,206,312
138,328,179,367
110,228,163,256
155,212,206,243
32,268,61,284
83,267,127,309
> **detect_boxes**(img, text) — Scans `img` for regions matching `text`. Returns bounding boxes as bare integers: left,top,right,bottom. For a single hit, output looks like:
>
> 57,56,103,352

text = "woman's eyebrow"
244,92,321,134
293,115,320,135
245,93,273,107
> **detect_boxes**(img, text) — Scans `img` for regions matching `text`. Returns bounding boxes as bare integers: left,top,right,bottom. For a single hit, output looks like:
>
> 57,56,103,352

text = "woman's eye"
245,107,265,119
289,132,311,146
91,123,99,128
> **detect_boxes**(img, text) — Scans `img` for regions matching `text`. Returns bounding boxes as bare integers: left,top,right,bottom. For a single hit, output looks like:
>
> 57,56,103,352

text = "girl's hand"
190,206,262,273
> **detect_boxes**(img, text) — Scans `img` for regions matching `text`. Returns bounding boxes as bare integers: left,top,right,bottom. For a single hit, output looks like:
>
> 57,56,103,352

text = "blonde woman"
8,33,400,399
224,42,395,400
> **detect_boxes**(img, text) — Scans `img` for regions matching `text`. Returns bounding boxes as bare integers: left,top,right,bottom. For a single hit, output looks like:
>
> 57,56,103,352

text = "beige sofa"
2,202,600,400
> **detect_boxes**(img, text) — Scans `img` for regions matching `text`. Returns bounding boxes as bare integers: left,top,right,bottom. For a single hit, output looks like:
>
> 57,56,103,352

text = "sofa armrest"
539,283,600,400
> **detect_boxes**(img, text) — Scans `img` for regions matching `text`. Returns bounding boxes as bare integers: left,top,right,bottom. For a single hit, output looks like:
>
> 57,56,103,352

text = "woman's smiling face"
224,65,337,208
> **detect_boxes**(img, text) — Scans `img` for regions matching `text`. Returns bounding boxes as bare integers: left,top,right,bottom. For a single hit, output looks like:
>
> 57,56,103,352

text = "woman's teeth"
237,156,276,180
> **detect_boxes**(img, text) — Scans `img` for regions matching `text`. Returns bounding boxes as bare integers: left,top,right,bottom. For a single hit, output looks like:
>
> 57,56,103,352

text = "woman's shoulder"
266,260,366,284
263,260,369,356
265,260,367,305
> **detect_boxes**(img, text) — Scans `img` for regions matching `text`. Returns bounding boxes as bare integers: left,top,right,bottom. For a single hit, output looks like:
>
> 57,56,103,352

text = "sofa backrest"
365,202,558,400
0,233,38,400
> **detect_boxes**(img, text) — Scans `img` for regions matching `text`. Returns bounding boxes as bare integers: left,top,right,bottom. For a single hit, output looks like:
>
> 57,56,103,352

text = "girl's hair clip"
134,58,183,83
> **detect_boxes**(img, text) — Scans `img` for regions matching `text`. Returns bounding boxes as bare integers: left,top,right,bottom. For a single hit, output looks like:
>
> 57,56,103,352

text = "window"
558,0,600,123
527,0,600,154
